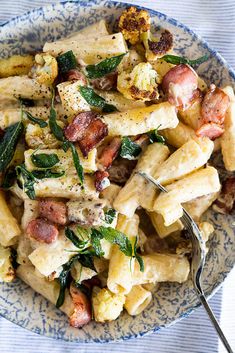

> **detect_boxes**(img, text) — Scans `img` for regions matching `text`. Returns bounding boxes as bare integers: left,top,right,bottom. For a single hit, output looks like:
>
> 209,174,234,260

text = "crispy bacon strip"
196,122,224,140
98,137,121,170
64,111,97,142
26,219,58,244
162,64,198,110
133,134,149,148
94,170,110,191
91,72,118,91
69,284,92,328
38,199,67,225
78,118,108,157
201,84,230,125
213,177,235,214
66,69,87,84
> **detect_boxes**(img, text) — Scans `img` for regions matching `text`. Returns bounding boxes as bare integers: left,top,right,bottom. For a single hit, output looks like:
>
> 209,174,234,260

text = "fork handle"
199,294,234,353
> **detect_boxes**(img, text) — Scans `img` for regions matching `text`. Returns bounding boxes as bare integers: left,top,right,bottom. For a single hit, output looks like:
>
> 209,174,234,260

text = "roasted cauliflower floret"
141,29,173,62
0,55,34,78
118,6,150,45
0,245,15,282
92,287,125,322
117,62,159,101
30,53,58,85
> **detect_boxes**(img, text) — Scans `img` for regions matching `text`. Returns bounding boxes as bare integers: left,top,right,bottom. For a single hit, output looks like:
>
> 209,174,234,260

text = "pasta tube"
0,76,52,100
160,121,196,148
178,99,201,130
132,254,190,284
154,166,221,226
96,91,145,112
103,102,178,136
107,214,139,295
0,244,15,282
149,212,183,238
43,33,128,65
113,144,170,216
183,191,219,222
64,20,109,41
0,191,21,246
25,148,97,174
21,200,39,231
221,86,235,171
124,285,152,316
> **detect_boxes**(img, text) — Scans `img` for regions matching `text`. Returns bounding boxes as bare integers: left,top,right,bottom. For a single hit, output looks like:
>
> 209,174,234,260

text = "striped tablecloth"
0,1,235,352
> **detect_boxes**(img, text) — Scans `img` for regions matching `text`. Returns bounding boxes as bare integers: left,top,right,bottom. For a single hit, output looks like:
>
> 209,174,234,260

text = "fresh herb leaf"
69,142,84,185
86,54,126,79
62,140,70,152
65,227,89,250
0,122,24,172
162,54,209,67
104,208,117,224
11,248,19,270
120,137,142,160
57,50,77,73
90,229,105,257
56,254,80,308
16,164,36,199
31,153,59,169
98,226,133,257
1,168,16,188
23,111,48,128
133,237,144,272
79,86,117,112
31,170,65,179
49,92,64,141
18,97,34,107
148,129,165,144
78,254,96,272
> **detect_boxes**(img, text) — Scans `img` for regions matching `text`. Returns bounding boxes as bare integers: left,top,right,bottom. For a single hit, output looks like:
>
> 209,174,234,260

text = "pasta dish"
0,6,234,328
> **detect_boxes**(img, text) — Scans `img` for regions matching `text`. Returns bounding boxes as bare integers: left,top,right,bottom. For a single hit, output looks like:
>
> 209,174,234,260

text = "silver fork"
138,171,234,353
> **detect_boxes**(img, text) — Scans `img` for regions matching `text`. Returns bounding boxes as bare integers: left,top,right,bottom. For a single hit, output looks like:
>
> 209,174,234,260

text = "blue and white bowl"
0,0,234,343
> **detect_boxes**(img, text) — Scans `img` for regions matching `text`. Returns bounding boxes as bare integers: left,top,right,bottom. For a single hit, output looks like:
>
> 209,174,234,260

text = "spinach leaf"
49,92,64,141
23,111,48,128
11,248,19,270
120,137,141,160
69,142,84,185
86,54,125,79
90,229,105,257
78,254,96,272
104,208,117,224
162,54,209,67
0,122,24,172
31,170,65,179
56,254,80,308
57,50,77,73
16,164,36,200
65,227,89,250
98,226,133,257
31,153,59,169
62,140,70,152
133,237,144,272
79,86,117,112
148,128,165,144
1,168,16,189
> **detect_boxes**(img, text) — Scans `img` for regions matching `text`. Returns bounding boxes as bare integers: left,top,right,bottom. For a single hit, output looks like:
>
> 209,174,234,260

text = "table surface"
0,1,235,352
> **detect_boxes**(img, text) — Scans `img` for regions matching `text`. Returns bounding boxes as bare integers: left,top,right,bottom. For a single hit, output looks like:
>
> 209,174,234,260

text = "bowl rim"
0,0,235,343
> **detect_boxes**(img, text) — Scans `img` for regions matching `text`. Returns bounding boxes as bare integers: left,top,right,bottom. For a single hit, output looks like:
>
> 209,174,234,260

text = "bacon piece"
64,111,97,142
26,219,58,244
78,118,108,157
82,276,101,290
66,69,87,84
94,170,110,191
196,122,224,140
98,137,121,170
38,199,67,225
201,84,230,125
91,72,118,91
69,284,92,328
162,64,198,110
213,177,235,214
134,134,149,148
108,157,137,184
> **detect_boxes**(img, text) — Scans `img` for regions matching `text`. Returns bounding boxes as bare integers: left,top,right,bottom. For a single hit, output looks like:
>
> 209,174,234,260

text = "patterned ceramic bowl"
0,0,234,343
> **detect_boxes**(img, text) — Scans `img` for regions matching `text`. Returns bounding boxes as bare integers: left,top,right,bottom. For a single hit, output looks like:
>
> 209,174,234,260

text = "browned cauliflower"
117,62,159,101
141,29,173,62
30,53,58,85
0,245,15,283
118,6,150,45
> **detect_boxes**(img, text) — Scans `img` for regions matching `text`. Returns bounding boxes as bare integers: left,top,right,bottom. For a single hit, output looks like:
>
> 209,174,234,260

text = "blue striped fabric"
0,1,235,352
